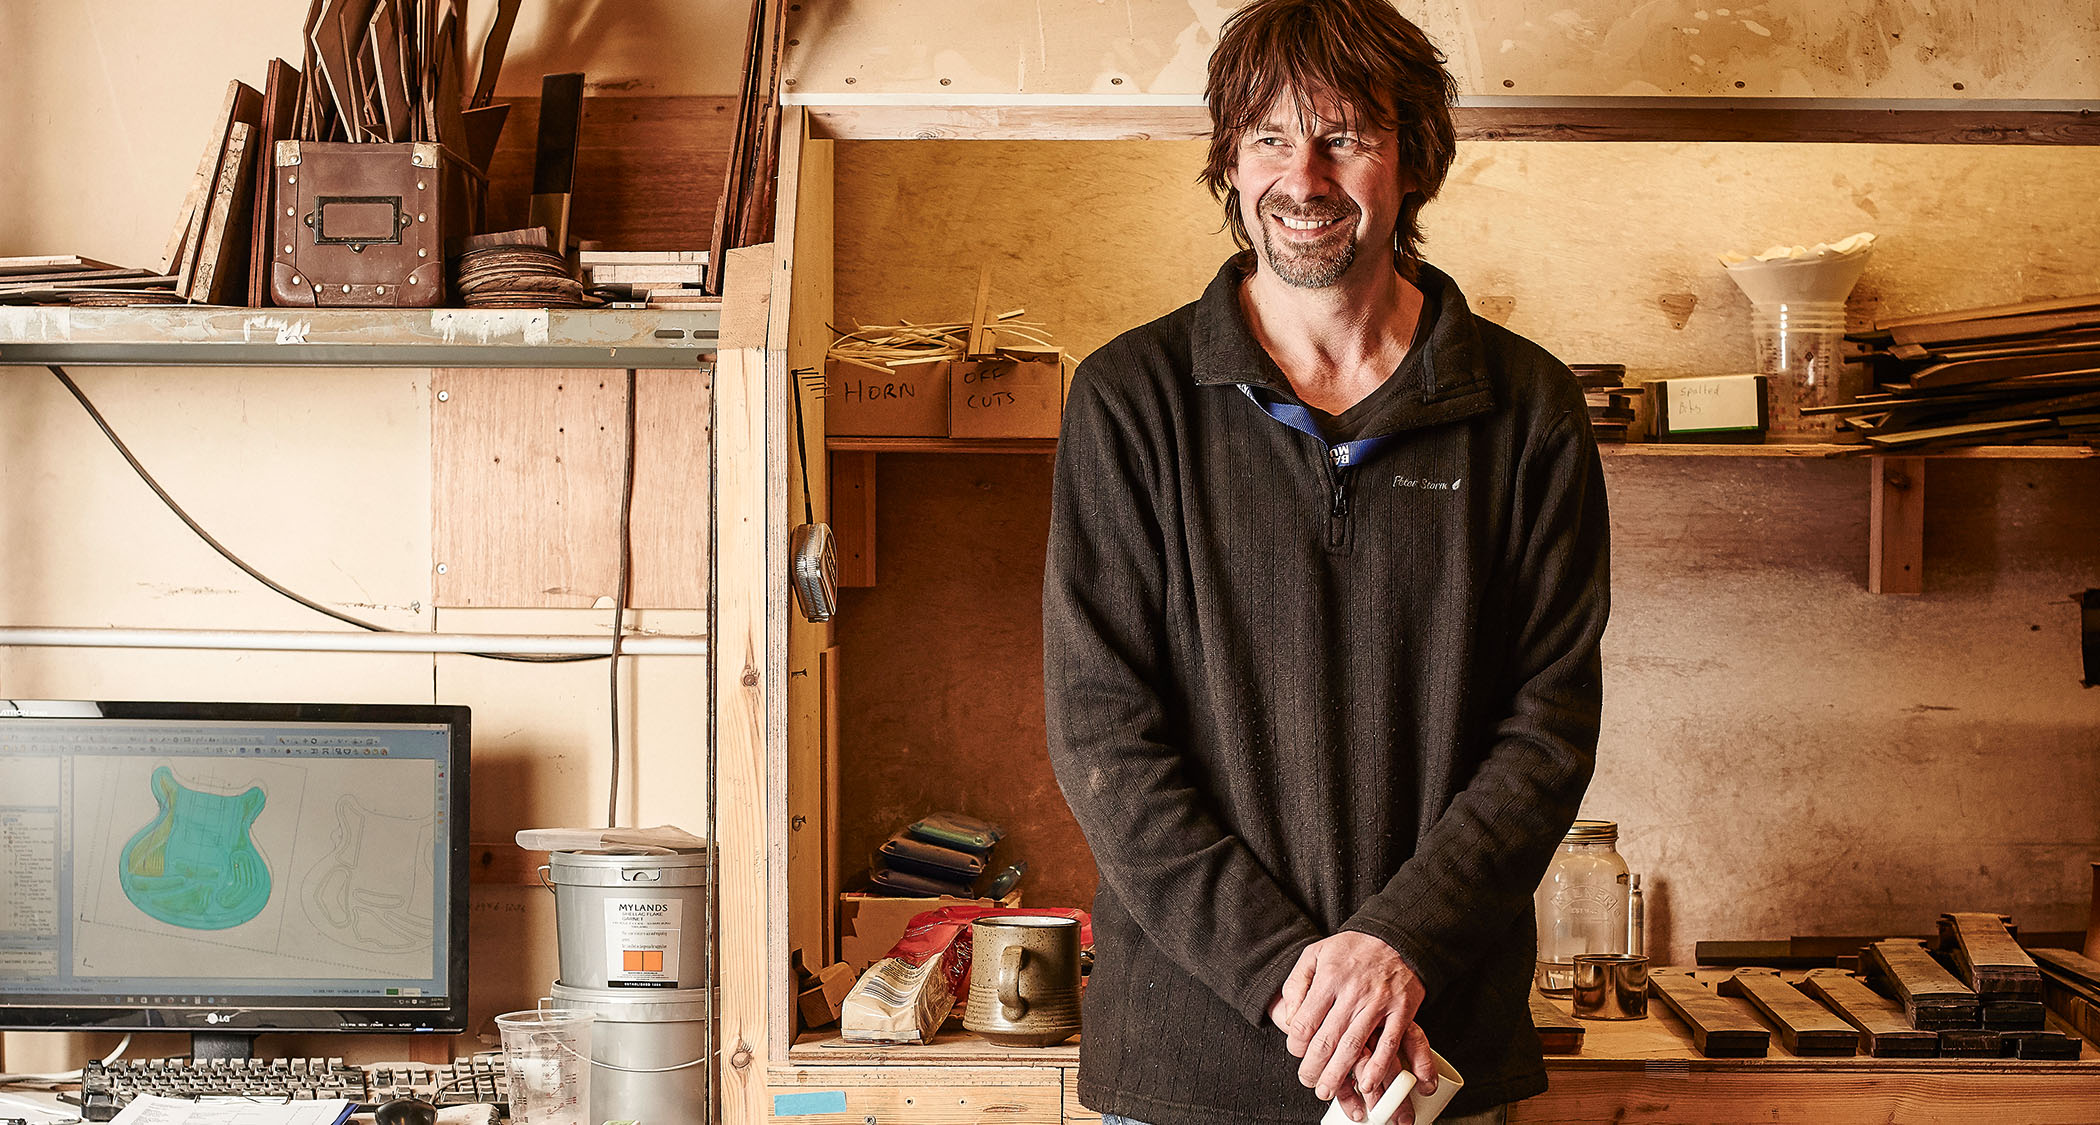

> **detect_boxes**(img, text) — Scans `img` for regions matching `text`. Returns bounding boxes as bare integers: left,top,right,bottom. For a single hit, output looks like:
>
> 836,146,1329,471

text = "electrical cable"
46,365,597,664
607,368,638,828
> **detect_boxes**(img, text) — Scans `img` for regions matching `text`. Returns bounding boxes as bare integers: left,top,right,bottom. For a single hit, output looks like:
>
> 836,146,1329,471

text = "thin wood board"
431,368,711,608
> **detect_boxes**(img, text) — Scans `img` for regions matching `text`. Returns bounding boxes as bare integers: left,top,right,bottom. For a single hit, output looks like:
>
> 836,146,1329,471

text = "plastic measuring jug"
496,1008,595,1125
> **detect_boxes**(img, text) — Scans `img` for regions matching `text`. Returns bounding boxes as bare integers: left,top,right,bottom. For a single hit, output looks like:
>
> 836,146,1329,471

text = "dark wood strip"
1863,940,1979,1029
2002,1027,2083,1059
2031,947,2100,993
1937,1027,2002,1057
1648,969,1769,1058
1982,999,2048,1029
1800,970,1940,1058
1529,988,1584,1055
1718,970,1857,1057
1454,105,2100,146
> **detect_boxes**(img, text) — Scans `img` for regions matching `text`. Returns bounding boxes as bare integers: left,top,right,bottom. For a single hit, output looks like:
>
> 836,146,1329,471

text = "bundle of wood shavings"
827,309,1063,375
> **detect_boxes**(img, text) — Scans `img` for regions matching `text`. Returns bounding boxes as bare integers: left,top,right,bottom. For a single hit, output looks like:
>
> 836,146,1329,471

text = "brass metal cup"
962,914,1082,1047
1571,953,1649,1020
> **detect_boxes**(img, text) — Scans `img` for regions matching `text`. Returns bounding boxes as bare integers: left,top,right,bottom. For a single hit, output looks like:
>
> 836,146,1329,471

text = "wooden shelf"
826,436,1055,454
823,435,2092,597
788,1029,1077,1068
0,305,720,369
827,436,2095,460
794,95,2100,145
1602,443,2096,459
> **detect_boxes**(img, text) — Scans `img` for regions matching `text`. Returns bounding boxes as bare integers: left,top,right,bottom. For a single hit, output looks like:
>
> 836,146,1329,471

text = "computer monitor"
0,700,470,1058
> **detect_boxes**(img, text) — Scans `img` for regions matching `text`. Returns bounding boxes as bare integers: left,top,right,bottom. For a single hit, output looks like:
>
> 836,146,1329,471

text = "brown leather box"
269,141,483,307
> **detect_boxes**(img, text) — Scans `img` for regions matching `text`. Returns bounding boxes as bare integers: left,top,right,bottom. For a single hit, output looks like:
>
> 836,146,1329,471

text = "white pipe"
0,626,707,656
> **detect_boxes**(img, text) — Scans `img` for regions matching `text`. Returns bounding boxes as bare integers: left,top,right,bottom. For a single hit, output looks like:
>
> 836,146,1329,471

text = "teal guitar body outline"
119,765,271,930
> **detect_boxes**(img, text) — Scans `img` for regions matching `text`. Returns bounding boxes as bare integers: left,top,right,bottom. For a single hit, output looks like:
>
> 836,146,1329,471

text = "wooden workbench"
781,983,2099,1125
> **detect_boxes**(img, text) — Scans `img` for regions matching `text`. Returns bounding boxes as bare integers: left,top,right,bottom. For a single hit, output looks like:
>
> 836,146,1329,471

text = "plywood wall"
785,0,2100,99
828,138,2100,960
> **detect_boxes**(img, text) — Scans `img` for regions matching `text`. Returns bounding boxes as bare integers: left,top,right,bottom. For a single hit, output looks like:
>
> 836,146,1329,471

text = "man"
1041,1,1611,1123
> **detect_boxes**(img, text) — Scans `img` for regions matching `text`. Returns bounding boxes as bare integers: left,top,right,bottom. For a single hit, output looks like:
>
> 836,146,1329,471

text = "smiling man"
1042,2,1612,1123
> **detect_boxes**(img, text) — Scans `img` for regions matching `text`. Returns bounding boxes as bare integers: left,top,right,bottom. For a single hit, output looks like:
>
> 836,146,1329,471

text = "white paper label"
1665,376,1761,432
603,896,681,988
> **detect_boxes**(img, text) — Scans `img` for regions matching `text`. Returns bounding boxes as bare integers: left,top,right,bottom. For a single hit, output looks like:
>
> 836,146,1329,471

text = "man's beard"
1257,195,1359,288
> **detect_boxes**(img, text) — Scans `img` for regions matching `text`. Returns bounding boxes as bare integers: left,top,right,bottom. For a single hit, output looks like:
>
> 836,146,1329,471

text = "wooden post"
830,451,877,586
1869,455,1925,594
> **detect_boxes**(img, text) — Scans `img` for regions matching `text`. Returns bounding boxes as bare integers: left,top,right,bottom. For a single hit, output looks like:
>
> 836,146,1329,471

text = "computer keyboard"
78,1055,509,1121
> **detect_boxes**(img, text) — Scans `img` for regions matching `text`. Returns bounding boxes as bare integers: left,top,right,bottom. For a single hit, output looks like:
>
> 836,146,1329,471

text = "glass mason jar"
1535,819,1630,995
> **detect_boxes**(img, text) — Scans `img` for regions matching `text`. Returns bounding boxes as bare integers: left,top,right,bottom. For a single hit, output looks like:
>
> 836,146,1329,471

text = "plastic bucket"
546,849,709,991
550,981,710,1125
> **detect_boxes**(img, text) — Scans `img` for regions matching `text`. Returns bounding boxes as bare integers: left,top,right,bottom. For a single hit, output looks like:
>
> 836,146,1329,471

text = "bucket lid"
549,849,710,887
550,980,712,1021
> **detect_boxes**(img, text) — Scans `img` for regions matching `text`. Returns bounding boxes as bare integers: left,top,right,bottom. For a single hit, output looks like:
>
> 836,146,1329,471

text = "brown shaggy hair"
1202,0,1458,265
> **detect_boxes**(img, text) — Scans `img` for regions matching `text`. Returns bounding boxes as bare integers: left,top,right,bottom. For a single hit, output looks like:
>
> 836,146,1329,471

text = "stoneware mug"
963,914,1082,1046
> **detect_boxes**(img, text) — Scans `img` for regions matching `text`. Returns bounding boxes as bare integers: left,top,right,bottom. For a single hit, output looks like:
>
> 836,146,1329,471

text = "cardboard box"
837,888,1022,974
825,356,950,436
949,352,1067,439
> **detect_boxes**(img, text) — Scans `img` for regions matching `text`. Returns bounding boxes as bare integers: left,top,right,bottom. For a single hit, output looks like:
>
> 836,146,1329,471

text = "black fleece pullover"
1043,253,1610,1124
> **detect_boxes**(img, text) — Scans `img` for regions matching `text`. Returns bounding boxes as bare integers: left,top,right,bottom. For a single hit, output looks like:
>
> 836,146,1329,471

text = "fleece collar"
1190,251,1499,436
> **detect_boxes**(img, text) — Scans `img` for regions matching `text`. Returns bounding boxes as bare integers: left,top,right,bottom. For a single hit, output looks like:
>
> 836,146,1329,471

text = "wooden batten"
715,243,778,1125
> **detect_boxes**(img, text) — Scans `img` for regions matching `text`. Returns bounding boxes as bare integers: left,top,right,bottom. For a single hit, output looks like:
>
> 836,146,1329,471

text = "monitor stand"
191,1031,259,1061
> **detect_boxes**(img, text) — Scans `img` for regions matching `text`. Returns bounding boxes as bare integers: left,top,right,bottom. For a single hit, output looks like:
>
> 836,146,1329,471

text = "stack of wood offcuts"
1647,913,2089,1060
0,256,180,307
1837,293,2100,450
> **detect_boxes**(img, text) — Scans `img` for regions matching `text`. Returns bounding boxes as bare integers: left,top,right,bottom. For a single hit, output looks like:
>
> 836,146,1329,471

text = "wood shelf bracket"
1869,456,1926,595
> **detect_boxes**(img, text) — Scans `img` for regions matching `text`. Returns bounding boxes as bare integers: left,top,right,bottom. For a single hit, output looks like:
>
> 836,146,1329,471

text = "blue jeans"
1102,1109,1504,1125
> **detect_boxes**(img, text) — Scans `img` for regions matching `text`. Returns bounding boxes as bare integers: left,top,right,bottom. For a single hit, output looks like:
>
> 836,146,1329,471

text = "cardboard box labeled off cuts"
950,351,1068,439
825,356,950,436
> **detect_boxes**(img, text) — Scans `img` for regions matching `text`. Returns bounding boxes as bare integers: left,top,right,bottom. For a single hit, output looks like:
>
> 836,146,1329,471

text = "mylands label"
604,896,681,988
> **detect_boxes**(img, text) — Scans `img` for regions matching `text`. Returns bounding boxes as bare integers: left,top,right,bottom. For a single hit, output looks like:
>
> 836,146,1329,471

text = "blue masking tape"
774,1091,849,1116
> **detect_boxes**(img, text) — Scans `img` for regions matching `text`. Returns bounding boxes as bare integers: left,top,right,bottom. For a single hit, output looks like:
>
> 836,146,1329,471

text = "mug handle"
998,944,1029,1021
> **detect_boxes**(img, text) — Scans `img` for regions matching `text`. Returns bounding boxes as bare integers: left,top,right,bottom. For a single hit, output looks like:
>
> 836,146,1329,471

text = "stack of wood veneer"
1837,293,2100,451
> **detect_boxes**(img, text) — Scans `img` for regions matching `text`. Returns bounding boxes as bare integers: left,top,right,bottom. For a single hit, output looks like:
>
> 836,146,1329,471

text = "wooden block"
1937,1027,2002,1057
1863,939,1979,1029
1869,456,1924,595
176,81,263,292
189,122,256,305
1718,969,1858,1057
1941,912,2044,999
796,961,857,1030
1982,999,2048,1030
1529,988,1584,1055
2001,1027,2082,1060
1799,969,1940,1057
1647,969,1768,1058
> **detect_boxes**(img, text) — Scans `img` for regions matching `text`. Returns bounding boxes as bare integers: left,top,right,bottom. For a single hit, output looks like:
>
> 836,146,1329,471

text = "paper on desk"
108,1095,356,1125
